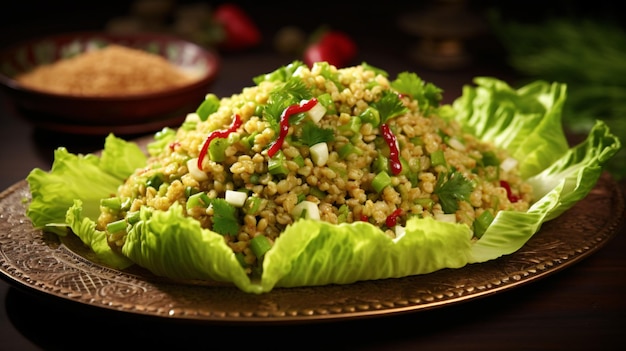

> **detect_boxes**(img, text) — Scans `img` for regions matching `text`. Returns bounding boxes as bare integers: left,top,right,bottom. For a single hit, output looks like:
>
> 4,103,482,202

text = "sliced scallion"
250,235,272,258
372,171,392,193
106,219,127,234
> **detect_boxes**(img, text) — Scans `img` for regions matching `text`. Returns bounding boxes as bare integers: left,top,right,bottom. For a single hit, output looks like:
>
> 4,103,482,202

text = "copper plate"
0,174,623,324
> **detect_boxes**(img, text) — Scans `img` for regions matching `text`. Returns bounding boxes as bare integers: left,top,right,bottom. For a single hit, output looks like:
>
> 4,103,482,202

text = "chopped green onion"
338,143,363,159
373,155,389,173
481,151,500,167
430,149,447,167
243,196,264,215
338,116,361,136
414,197,434,210
473,210,495,239
106,219,127,234
372,171,392,193
146,173,164,189
243,132,258,150
359,107,380,127
293,154,305,167
185,186,199,198
249,173,261,184
250,235,273,258
309,187,326,199
100,197,122,211
196,93,220,121
126,211,141,225
316,93,336,115
268,150,289,175
209,137,228,162
337,204,349,223
186,192,212,209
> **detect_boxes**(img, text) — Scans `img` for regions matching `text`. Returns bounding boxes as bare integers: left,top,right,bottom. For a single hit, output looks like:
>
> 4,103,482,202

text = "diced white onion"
309,142,329,166
306,101,326,123
292,65,306,77
394,225,406,241
448,138,466,151
187,158,208,181
185,112,201,123
291,201,321,220
500,157,518,172
225,190,248,207
434,213,456,223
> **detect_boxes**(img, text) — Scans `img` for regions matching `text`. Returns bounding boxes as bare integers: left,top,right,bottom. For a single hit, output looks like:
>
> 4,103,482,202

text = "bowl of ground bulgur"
0,31,219,126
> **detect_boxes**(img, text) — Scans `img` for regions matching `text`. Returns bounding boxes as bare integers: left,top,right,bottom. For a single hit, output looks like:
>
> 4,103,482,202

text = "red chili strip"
169,141,181,151
267,98,318,158
197,114,243,169
380,123,402,175
499,180,520,203
386,208,403,227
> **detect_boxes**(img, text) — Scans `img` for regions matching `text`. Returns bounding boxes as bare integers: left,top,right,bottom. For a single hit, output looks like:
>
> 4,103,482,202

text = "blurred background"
1,0,624,179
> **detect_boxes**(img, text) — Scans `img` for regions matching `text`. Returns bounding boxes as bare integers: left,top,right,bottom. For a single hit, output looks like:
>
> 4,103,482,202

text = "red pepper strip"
386,208,403,227
267,98,318,158
380,123,402,175
360,214,369,222
197,114,243,169
499,180,520,203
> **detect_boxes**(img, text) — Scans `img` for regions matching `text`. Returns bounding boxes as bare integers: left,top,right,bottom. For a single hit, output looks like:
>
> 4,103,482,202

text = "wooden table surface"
1,2,625,350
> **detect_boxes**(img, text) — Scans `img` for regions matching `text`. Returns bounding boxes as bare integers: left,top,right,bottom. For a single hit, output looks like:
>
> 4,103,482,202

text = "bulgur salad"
26,61,621,294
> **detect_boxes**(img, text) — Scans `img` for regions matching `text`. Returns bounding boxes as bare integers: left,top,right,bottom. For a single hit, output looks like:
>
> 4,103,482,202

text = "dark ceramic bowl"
0,32,219,127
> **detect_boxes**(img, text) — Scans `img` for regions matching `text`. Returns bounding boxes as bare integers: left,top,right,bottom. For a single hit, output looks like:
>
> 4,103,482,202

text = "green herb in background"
488,15,626,179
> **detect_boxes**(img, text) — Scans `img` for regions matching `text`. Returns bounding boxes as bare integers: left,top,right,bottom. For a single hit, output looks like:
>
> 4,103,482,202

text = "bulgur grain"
15,45,200,96
97,61,534,278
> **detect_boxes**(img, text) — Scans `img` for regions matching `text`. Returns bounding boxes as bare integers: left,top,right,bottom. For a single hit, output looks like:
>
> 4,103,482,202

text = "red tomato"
212,3,261,51
303,30,357,68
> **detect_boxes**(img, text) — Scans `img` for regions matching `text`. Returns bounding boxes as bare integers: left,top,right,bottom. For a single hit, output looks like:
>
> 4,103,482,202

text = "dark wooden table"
1,2,625,350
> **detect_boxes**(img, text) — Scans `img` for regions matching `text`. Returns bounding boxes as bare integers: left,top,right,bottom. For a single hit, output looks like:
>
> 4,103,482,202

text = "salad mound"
26,61,621,294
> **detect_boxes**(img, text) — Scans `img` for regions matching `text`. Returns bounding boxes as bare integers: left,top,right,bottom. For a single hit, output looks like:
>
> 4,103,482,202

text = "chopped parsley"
372,90,408,124
211,198,240,236
299,121,334,146
391,72,443,114
434,170,474,214
262,78,313,132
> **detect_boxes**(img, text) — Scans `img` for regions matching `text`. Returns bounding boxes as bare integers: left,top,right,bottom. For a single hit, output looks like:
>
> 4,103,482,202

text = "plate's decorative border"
1,174,624,323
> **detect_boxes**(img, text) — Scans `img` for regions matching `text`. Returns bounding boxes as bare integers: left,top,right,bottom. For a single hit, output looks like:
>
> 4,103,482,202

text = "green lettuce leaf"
451,77,570,178
25,76,621,294
262,218,472,290
121,203,259,292
66,200,134,269
452,78,621,263
26,134,146,262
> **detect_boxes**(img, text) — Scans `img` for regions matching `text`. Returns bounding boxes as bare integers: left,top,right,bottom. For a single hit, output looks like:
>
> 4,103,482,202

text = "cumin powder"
15,44,199,96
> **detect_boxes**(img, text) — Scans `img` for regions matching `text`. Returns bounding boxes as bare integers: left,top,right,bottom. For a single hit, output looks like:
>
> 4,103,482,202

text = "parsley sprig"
262,78,313,132
391,72,443,114
299,121,334,146
371,90,408,124
210,198,240,236
434,170,474,214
